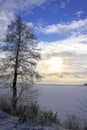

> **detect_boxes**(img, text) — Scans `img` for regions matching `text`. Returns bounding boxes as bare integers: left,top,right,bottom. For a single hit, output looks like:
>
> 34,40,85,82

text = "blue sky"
22,0,87,42
0,0,87,84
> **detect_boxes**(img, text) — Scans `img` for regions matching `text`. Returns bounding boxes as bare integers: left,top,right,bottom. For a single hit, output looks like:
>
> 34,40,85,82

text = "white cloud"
75,11,84,18
38,18,87,36
0,11,14,39
37,34,87,79
0,0,48,13
0,0,49,39
38,34,87,57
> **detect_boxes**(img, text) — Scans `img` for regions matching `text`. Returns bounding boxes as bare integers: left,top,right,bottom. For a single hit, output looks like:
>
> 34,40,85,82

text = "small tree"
0,16,41,114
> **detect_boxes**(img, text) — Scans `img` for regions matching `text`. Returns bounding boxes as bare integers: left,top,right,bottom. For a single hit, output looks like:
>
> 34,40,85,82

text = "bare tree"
0,16,41,114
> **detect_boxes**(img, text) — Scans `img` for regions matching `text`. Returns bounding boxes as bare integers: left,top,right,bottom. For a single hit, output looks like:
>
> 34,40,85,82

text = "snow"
0,83,86,129
0,110,69,130
0,83,86,119
0,111,18,130
37,84,87,119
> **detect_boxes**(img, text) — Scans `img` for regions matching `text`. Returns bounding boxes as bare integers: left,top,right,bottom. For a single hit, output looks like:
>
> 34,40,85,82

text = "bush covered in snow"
17,102,60,125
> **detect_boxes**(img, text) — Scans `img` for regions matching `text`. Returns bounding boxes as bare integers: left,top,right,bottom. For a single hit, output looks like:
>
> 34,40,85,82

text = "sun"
46,57,63,72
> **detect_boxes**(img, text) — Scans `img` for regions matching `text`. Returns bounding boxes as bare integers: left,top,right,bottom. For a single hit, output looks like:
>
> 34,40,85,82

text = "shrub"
64,114,81,130
37,110,59,125
17,102,39,122
0,95,12,114
0,95,60,125
17,102,60,125
83,121,87,130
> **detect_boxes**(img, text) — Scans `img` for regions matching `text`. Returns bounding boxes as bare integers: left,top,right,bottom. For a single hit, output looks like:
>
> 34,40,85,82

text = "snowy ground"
0,110,68,130
0,83,87,119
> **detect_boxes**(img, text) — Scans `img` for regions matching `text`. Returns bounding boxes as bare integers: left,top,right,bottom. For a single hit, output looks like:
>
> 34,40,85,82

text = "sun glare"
46,57,63,72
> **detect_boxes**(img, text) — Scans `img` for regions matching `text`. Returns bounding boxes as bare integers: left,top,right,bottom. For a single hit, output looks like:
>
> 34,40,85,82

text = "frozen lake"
36,84,87,119
0,83,87,119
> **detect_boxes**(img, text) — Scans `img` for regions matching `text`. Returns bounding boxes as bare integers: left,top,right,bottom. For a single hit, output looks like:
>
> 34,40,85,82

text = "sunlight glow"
46,57,63,72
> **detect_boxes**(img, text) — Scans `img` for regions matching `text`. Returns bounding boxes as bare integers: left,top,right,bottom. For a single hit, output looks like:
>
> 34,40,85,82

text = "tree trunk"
12,16,21,114
12,46,20,114
12,81,17,114
12,66,17,114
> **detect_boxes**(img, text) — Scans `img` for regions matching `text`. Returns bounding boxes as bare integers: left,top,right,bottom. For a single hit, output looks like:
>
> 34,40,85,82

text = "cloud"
75,10,84,18
37,18,87,36
0,11,14,39
37,34,87,80
0,0,49,39
0,0,48,13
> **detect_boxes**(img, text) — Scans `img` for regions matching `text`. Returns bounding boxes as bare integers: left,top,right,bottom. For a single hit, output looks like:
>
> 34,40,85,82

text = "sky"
0,0,87,84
